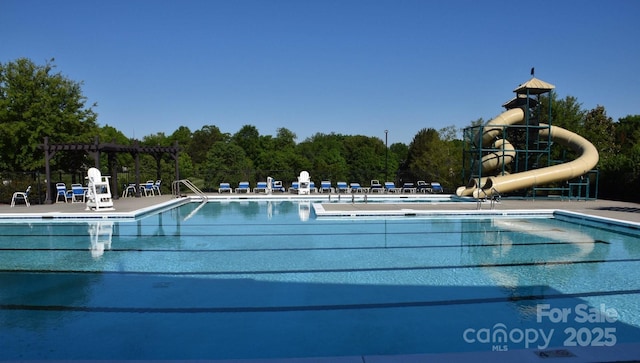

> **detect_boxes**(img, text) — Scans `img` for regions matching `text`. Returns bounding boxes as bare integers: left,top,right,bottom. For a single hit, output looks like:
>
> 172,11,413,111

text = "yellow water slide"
456,108,599,198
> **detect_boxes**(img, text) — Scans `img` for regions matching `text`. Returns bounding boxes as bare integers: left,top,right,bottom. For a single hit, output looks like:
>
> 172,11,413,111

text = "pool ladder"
476,187,501,210
172,179,208,202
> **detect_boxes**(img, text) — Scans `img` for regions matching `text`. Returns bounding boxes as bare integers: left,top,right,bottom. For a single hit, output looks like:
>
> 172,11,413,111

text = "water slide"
456,108,599,198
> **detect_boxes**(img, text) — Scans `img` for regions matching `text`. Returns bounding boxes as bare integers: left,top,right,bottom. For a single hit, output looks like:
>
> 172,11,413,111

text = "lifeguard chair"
85,167,114,211
298,171,311,195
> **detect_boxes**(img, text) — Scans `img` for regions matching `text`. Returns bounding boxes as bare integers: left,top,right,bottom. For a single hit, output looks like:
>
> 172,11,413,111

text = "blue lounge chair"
309,181,317,193
11,186,31,207
152,180,162,195
384,181,401,193
254,181,269,193
218,182,232,193
272,180,285,192
235,181,250,193
141,180,156,196
336,181,349,193
288,181,299,194
320,181,334,193
350,182,364,193
70,183,86,203
56,183,68,203
430,182,444,193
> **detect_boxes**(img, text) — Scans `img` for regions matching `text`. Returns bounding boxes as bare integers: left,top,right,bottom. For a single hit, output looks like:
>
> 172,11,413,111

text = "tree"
582,106,617,164
168,126,192,150
540,92,585,131
616,115,640,151
599,114,640,201
188,125,227,166
0,58,98,171
232,125,261,162
253,128,300,182
406,128,441,181
203,141,253,189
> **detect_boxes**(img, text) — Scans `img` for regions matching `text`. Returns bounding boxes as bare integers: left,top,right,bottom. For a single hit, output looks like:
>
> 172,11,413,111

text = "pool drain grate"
534,349,576,358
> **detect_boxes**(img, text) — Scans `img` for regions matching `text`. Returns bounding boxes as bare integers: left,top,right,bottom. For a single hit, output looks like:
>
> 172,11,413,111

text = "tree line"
1,58,638,202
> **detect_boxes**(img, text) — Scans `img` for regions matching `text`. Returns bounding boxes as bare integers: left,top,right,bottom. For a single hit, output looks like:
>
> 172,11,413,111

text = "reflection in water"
88,221,114,259
183,200,207,221
298,200,311,222
461,218,609,315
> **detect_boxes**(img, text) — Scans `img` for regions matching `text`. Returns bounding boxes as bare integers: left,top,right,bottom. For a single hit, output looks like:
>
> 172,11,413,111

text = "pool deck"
2,193,640,362
2,193,640,225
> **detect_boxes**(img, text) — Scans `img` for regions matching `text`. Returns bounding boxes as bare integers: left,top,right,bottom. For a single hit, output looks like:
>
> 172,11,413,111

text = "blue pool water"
1,200,639,360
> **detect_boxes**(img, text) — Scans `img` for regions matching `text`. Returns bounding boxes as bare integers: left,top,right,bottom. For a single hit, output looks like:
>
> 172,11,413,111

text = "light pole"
384,130,388,182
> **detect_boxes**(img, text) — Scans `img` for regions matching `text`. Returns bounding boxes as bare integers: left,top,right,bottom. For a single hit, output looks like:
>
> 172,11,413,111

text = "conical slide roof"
513,77,555,95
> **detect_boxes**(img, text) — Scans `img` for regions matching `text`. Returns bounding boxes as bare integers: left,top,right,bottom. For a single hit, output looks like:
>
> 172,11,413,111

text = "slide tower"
457,75,599,199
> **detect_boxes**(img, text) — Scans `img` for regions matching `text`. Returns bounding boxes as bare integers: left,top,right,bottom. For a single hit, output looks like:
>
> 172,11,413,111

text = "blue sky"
2,1,639,145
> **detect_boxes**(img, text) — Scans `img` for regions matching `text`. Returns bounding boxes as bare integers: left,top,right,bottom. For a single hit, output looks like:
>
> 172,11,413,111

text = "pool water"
1,200,639,360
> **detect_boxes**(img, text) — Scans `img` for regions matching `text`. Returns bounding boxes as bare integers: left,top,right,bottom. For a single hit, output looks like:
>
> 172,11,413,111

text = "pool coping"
1,195,640,228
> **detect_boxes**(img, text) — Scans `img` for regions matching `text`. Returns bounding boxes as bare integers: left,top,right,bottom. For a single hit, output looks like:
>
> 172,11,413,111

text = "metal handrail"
172,179,207,201
475,188,487,210
490,187,501,210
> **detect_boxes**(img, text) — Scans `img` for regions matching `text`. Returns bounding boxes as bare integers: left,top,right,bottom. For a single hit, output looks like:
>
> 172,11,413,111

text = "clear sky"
2,0,639,145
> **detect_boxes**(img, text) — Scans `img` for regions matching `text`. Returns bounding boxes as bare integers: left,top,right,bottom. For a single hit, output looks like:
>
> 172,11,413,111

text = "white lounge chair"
309,181,318,193
288,181,299,194
70,183,86,203
140,180,156,196
320,181,334,193
272,180,285,192
350,182,364,193
416,181,430,193
254,181,269,193
430,182,444,193
384,181,401,193
122,183,136,197
152,180,162,195
401,182,416,193
218,182,232,193
370,180,384,193
235,181,250,193
11,186,31,207
55,182,68,203
336,181,349,193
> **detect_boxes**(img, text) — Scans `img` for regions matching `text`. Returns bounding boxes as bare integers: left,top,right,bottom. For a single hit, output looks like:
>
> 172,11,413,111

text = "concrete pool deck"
2,193,640,362
2,193,640,225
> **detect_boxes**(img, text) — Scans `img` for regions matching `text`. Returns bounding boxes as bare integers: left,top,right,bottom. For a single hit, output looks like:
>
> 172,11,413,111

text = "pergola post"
43,137,55,204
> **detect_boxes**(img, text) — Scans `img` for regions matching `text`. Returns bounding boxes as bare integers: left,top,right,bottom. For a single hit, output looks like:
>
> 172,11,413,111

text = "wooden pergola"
40,136,180,204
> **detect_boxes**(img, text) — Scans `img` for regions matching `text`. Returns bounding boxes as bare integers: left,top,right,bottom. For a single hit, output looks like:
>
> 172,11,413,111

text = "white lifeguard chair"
298,171,311,195
85,167,114,211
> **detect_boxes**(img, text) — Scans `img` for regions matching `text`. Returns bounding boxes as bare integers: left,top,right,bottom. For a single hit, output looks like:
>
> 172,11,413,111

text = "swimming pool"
1,200,639,360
